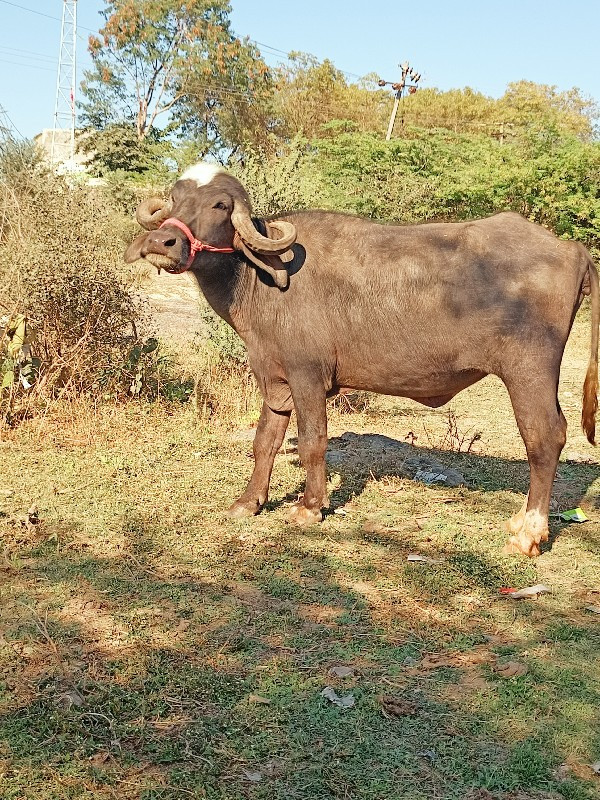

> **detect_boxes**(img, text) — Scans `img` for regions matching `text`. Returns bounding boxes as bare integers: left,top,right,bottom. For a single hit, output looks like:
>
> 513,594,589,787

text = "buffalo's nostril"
164,238,177,247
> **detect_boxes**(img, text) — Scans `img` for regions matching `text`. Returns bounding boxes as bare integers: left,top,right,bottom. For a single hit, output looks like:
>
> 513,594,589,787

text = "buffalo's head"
124,163,296,289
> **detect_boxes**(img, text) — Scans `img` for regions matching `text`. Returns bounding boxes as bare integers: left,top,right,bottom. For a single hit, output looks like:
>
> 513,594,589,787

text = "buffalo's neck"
190,252,253,334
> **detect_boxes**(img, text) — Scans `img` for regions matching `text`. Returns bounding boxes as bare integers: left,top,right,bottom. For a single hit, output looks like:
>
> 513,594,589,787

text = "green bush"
310,126,600,255
229,136,325,215
198,301,247,369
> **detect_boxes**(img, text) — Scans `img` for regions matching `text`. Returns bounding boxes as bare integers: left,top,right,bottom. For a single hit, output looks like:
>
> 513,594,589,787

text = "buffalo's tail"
582,255,599,444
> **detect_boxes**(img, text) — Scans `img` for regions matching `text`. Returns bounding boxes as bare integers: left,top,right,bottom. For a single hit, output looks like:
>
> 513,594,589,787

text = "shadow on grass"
270,432,599,556
2,513,600,799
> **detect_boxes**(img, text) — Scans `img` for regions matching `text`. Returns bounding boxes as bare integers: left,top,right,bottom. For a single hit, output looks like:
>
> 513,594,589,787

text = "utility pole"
0,106,15,143
379,62,421,141
51,0,78,166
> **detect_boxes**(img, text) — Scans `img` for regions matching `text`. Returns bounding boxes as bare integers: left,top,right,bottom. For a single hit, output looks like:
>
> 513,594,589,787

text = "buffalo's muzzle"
141,228,183,260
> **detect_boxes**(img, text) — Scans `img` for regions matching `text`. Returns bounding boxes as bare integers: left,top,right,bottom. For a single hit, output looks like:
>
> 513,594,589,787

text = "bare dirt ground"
135,265,204,342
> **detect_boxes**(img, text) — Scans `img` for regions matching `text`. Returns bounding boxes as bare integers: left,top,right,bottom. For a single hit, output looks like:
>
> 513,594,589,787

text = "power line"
0,103,24,139
250,39,289,57
0,56,56,73
0,44,57,62
3,108,24,139
0,0,96,32
251,39,364,81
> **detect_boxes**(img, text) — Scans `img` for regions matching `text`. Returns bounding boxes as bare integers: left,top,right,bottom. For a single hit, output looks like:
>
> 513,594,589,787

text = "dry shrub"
421,409,483,454
0,145,167,423
193,351,262,424
328,390,373,415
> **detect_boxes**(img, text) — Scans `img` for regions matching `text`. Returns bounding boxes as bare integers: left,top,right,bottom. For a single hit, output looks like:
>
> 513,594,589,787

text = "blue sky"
0,0,598,140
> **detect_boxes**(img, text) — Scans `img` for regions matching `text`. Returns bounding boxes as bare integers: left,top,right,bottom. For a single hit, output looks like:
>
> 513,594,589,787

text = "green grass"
1,321,599,799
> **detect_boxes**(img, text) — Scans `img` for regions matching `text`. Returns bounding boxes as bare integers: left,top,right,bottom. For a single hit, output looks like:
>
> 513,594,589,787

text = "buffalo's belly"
332,326,487,397
335,367,486,400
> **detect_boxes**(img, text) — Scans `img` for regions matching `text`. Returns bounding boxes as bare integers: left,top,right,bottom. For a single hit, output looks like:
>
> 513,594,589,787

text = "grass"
0,317,599,799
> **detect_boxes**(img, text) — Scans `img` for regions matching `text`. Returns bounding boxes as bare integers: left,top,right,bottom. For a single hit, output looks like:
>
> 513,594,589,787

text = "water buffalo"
125,162,599,557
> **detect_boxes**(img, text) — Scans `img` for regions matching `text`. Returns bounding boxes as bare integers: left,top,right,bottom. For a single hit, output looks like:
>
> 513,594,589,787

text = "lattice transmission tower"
51,0,78,166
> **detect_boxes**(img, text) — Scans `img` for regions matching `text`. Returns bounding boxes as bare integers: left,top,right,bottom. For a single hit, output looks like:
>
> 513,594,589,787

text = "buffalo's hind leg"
503,373,567,557
228,402,291,518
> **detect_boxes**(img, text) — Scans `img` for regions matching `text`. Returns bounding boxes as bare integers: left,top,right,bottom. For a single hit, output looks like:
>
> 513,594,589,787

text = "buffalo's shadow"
276,431,599,550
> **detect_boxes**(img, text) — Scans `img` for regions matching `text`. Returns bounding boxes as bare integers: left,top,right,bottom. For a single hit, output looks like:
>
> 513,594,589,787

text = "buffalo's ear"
124,233,148,263
240,243,290,290
233,233,289,290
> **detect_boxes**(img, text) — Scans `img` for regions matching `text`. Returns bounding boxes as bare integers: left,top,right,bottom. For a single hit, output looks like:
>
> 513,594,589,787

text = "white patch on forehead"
179,162,225,187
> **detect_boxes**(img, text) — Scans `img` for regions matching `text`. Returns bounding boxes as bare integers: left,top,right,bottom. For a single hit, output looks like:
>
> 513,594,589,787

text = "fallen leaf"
506,584,551,600
247,694,271,705
493,661,528,678
328,665,355,678
8,504,42,531
55,689,84,710
242,769,263,782
407,554,445,564
320,686,355,708
380,696,418,717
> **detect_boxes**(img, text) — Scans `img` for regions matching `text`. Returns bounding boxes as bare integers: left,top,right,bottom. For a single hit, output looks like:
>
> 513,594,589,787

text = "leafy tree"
80,0,269,153
394,81,596,140
272,54,388,140
499,81,597,138
181,33,274,155
77,123,162,175
307,125,600,255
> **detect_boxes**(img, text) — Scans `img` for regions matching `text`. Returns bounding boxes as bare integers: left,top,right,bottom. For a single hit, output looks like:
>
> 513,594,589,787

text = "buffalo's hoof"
502,534,542,558
227,500,261,519
287,503,323,526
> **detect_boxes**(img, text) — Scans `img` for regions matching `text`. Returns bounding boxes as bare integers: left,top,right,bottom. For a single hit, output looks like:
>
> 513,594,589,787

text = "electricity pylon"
51,0,78,165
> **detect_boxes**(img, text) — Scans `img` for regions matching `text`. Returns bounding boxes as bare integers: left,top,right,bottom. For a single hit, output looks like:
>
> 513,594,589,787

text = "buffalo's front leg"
288,378,329,526
228,402,291,518
503,374,567,557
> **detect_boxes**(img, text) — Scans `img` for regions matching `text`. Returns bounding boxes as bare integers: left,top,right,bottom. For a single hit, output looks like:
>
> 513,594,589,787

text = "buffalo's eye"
213,201,228,210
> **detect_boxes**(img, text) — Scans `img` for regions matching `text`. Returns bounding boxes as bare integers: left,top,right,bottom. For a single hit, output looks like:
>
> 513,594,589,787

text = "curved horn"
231,198,296,255
136,197,173,230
